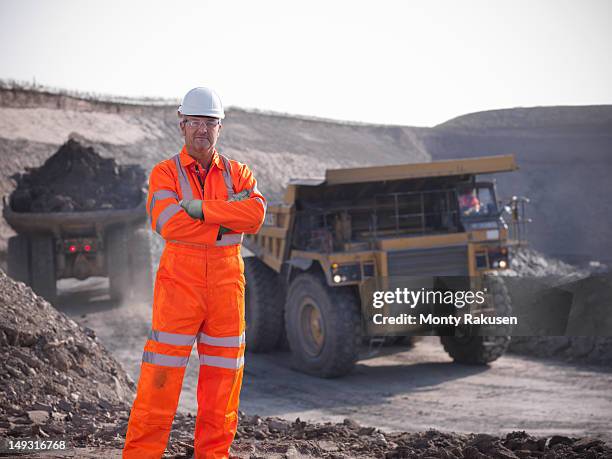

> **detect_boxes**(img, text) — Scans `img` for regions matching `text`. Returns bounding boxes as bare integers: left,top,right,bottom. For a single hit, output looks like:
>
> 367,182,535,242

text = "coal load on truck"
9,139,146,213
3,138,152,304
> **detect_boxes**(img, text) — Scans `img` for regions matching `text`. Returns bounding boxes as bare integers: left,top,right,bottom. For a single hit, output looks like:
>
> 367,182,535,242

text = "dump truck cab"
244,155,523,377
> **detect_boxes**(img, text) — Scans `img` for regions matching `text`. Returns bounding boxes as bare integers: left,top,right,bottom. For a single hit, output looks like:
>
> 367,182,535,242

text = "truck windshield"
458,185,497,217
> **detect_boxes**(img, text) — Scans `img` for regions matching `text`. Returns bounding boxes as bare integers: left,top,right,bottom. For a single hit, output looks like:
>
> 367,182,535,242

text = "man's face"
179,115,222,156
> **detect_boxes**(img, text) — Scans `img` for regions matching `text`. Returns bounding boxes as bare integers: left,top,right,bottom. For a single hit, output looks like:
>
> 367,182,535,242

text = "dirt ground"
55,277,612,446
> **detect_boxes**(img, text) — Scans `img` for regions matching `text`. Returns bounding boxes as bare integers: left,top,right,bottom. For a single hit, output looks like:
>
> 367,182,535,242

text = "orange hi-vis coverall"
123,146,266,459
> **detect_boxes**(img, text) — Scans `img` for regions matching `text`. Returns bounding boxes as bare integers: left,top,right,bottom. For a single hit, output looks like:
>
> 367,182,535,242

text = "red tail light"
69,245,77,253
84,244,92,252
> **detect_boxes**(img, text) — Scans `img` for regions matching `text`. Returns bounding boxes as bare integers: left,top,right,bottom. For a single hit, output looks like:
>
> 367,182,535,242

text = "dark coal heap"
9,139,146,213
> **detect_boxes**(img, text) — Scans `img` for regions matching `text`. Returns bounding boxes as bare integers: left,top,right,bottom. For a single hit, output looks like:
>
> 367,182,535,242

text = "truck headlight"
331,263,361,283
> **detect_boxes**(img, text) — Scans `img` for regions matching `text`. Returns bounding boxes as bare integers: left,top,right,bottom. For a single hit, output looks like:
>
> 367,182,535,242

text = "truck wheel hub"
299,297,325,357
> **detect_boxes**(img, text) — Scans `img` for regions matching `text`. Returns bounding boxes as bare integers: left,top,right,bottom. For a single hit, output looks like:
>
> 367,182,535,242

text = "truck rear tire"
440,276,511,364
285,273,361,378
244,257,284,352
29,235,57,303
7,235,30,284
129,228,153,302
106,226,130,302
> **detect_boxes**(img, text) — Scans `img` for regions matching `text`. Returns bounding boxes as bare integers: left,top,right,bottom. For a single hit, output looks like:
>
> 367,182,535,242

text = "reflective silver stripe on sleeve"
250,183,261,196
197,332,245,347
155,203,181,234
142,351,189,367
199,354,244,370
219,154,235,198
243,183,266,212
215,233,244,246
254,196,266,212
149,330,196,346
149,190,179,216
173,154,193,200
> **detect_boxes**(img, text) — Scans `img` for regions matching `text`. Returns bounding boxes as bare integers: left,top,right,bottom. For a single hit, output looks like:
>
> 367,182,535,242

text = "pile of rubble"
9,138,146,213
505,247,589,278
509,336,612,365
0,269,135,450
502,248,612,365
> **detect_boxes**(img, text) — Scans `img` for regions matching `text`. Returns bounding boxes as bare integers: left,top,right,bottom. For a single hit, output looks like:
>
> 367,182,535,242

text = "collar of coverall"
179,145,225,171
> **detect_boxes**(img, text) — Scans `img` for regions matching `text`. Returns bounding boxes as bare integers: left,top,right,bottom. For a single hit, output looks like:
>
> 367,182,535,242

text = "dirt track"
56,277,612,445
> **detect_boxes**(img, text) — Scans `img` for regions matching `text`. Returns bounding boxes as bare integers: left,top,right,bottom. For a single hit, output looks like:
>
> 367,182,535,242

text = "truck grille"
387,245,468,277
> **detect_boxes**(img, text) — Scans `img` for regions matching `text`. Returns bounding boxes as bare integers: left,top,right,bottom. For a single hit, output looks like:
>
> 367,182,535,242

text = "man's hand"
179,199,204,220
215,191,251,236
228,189,251,202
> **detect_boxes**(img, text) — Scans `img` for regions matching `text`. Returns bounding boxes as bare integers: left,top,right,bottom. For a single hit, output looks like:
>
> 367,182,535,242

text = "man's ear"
178,114,186,136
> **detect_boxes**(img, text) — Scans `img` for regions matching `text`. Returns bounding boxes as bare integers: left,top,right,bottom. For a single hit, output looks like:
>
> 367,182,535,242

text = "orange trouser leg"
123,245,206,459
194,248,246,459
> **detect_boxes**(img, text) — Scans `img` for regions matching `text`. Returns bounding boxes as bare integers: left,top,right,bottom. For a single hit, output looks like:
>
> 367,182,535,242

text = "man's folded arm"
201,164,266,234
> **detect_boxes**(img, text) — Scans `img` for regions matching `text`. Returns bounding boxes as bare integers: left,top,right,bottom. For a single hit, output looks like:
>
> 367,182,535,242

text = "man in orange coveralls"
123,87,266,459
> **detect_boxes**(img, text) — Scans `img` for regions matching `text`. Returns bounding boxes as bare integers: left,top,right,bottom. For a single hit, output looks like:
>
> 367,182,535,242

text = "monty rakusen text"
371,288,518,326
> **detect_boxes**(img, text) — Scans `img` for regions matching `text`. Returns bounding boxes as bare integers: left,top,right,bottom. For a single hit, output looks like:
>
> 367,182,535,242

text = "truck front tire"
106,226,130,302
244,257,284,352
29,234,57,303
107,226,152,303
285,273,361,378
129,228,153,302
7,234,30,285
440,275,511,364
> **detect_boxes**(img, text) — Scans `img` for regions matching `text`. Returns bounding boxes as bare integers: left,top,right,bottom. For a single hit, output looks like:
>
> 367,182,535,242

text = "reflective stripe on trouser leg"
123,258,205,459
195,340,245,459
194,250,246,459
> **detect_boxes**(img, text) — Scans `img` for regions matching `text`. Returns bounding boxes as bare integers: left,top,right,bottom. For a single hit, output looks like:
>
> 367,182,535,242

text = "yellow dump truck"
243,155,525,377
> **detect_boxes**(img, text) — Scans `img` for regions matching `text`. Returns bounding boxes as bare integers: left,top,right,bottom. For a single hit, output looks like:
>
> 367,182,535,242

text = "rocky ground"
6,410,612,458
230,418,612,459
2,268,611,458
161,414,612,458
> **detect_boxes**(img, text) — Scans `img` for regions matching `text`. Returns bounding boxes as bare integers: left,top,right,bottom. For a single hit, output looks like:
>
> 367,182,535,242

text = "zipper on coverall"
194,163,223,241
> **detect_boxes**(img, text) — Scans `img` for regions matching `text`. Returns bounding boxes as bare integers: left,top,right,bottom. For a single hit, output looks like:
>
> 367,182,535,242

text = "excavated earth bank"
504,248,612,366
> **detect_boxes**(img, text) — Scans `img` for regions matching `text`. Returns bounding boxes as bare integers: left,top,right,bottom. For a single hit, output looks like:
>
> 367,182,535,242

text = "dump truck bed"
2,196,147,235
284,155,517,203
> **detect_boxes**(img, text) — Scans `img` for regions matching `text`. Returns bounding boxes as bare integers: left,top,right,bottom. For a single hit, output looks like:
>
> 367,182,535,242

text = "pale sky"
1,0,610,126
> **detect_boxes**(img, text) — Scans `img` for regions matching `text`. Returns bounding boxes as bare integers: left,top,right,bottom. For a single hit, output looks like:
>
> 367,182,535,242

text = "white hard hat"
178,87,225,119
